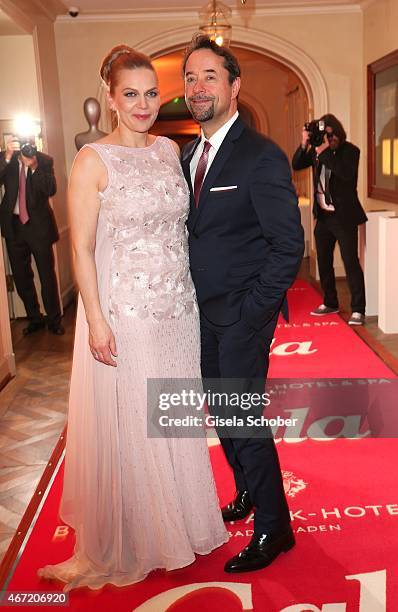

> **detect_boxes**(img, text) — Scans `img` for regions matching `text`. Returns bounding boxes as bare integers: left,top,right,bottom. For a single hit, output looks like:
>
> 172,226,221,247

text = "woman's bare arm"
68,148,117,366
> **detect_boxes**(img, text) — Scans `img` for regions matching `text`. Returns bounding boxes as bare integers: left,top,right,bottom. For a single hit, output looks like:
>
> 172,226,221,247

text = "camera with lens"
13,136,37,158
304,119,326,147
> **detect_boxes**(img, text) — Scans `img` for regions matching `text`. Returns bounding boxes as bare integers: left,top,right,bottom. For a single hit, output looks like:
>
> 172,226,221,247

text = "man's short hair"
320,114,347,144
182,34,241,84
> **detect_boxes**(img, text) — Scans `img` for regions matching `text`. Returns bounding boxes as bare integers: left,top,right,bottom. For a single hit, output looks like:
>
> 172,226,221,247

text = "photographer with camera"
0,137,64,335
292,114,367,326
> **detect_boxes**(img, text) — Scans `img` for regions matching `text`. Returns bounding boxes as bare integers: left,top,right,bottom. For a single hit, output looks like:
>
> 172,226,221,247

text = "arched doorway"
137,24,328,116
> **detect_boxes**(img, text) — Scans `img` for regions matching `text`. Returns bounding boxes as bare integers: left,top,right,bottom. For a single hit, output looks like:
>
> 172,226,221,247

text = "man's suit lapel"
191,116,245,231
6,158,20,215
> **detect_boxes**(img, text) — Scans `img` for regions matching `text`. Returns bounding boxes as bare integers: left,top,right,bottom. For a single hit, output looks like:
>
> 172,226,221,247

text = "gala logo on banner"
134,582,253,611
270,339,317,356
133,570,388,611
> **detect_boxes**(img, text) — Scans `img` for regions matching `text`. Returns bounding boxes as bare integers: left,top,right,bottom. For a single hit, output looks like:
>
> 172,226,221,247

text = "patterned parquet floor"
0,262,397,567
0,303,76,562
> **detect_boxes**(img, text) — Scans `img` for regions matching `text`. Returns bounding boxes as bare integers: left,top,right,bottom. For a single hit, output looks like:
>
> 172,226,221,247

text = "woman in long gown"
38,45,228,591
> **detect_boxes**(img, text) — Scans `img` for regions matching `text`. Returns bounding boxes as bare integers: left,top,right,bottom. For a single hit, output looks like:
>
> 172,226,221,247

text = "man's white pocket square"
210,185,238,192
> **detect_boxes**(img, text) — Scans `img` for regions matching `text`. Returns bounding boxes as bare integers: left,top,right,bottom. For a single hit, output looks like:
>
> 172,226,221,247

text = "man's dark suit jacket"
0,150,58,245
292,140,367,227
182,117,304,330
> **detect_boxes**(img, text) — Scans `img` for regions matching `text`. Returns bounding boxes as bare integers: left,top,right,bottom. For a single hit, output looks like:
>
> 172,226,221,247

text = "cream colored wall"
0,35,40,120
363,0,398,213
363,0,398,65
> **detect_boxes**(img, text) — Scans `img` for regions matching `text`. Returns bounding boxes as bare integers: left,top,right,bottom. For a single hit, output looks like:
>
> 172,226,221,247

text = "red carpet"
3,281,398,611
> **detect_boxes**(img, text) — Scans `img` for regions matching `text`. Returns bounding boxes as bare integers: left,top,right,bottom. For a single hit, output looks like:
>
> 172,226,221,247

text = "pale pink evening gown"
38,137,228,591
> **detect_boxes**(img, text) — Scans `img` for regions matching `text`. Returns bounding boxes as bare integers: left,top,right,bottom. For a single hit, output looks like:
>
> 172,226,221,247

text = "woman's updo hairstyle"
100,44,155,94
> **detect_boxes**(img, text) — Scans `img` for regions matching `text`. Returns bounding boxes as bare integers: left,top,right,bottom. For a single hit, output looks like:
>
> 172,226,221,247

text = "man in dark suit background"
182,36,304,573
292,114,367,326
0,137,64,335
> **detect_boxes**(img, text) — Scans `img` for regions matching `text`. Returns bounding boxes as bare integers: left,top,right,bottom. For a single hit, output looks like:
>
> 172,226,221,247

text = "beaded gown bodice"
89,137,197,321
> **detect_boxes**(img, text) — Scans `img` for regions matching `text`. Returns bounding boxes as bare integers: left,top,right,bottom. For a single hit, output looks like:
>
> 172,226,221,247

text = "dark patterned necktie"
193,140,212,207
18,163,29,224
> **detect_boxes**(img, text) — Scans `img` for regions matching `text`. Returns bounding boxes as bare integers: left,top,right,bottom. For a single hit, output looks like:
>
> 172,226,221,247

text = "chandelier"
199,0,247,47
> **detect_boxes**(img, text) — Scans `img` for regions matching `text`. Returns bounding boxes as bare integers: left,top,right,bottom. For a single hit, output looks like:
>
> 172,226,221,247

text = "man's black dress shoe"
48,324,65,336
222,490,253,522
22,321,46,336
224,527,295,573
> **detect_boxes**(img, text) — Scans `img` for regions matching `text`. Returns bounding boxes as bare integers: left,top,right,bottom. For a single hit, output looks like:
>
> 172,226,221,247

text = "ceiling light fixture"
199,0,247,47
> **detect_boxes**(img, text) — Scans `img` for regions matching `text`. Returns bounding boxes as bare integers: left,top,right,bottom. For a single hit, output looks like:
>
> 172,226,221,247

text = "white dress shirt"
316,163,335,212
189,111,239,188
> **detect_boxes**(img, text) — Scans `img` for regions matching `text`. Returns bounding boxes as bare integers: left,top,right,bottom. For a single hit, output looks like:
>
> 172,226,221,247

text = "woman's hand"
89,318,118,367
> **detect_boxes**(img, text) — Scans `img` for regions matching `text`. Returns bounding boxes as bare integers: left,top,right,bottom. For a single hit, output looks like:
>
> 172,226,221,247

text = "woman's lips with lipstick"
132,114,151,120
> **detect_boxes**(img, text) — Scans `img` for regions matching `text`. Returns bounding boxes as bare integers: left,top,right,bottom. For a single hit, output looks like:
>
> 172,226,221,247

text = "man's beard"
188,99,215,122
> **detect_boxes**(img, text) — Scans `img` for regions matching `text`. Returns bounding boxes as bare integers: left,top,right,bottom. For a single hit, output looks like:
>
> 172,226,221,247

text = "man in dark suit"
182,36,304,573
292,114,367,325
0,138,64,335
